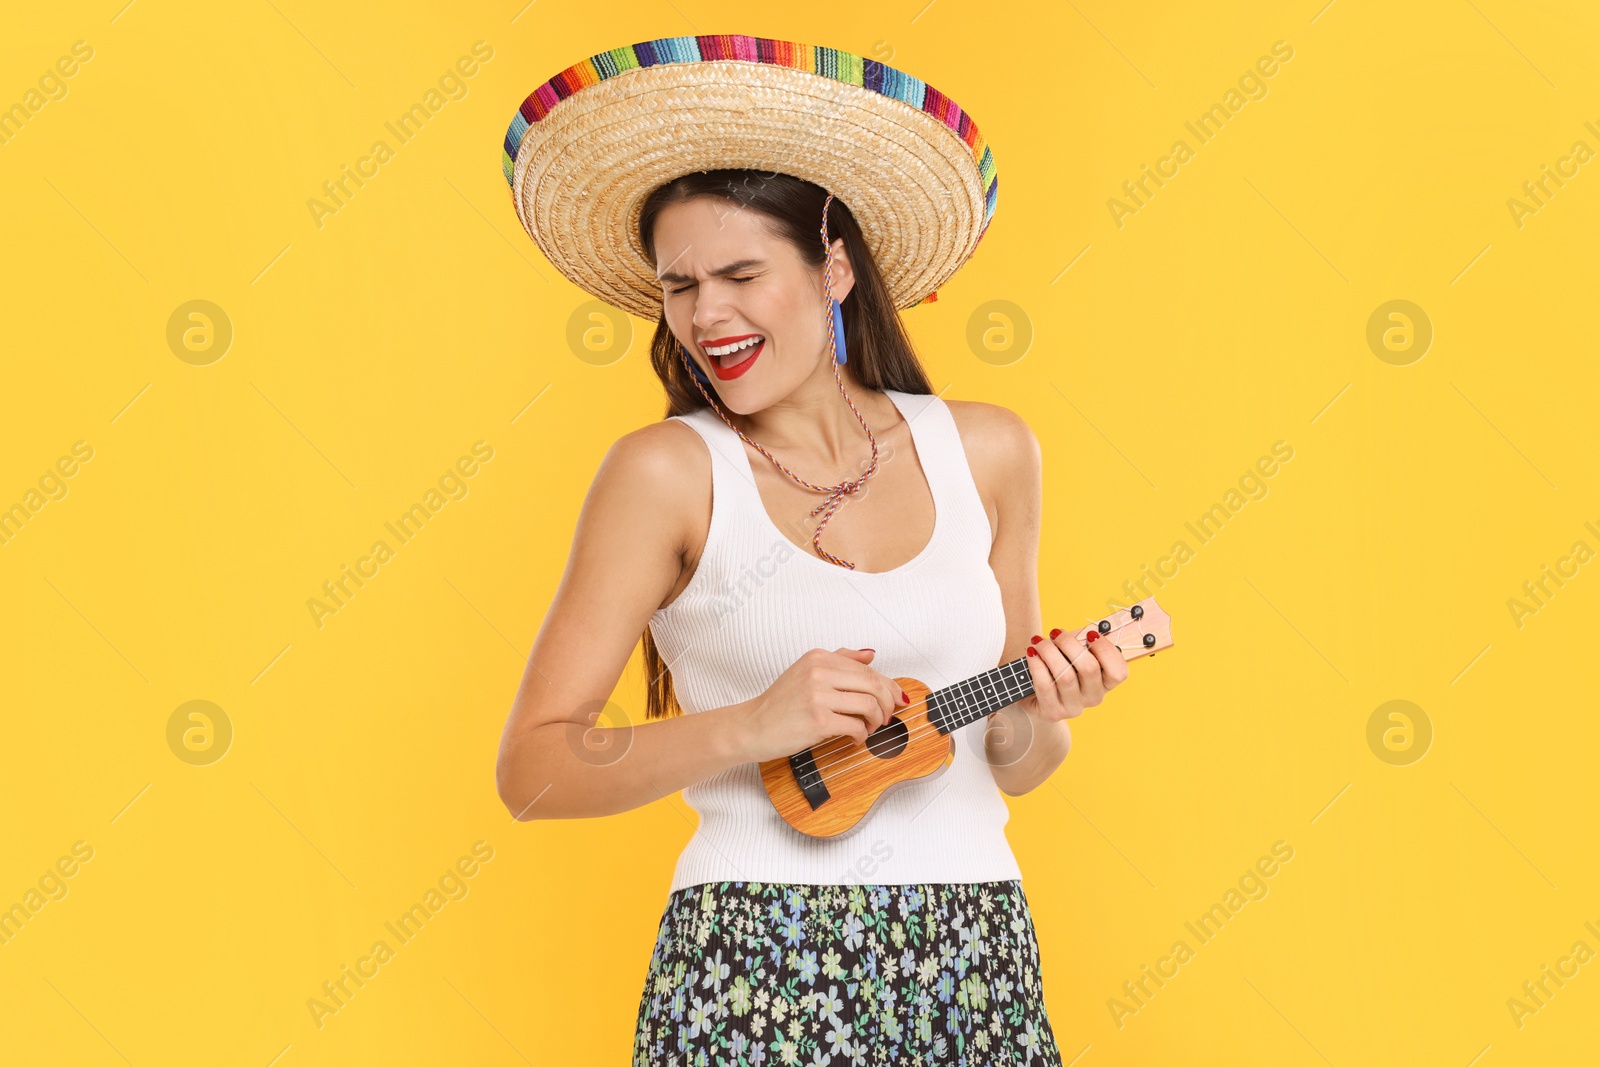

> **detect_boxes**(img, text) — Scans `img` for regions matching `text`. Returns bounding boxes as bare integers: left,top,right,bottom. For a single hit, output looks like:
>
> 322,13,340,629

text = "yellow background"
2,1,1597,1063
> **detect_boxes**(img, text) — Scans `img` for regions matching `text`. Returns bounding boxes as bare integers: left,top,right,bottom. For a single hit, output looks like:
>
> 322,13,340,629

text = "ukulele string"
808,644,1135,785
804,618,1149,786
804,615,1151,783
806,607,1158,783
806,640,1135,786
806,613,1157,786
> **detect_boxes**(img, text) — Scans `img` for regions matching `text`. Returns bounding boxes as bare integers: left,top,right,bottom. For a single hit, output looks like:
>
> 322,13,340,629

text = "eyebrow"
657,258,767,285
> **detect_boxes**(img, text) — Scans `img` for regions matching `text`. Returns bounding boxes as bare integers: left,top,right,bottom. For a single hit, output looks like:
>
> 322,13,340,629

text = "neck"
727,359,887,468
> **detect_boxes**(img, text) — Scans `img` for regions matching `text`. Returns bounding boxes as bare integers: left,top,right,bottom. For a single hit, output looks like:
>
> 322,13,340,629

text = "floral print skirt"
633,880,1064,1066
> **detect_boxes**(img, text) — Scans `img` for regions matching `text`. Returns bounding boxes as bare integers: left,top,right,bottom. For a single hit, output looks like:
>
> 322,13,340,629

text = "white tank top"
648,388,1024,891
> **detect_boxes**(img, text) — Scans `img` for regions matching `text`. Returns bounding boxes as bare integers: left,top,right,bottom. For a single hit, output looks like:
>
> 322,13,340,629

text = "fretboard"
927,657,1036,734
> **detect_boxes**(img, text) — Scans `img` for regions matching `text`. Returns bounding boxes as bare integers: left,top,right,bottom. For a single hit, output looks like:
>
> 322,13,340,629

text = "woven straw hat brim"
504,36,997,321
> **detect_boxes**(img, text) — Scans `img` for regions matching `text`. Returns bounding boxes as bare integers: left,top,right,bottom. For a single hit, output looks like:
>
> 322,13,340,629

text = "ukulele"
759,596,1174,838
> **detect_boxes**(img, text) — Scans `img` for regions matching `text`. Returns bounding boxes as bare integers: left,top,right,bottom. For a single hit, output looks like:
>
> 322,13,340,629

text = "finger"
1023,638,1072,719
1085,630,1130,687
835,689,895,731
823,663,906,721
1029,632,1076,689
1034,632,1093,717
826,704,874,743
821,717,868,747
1057,630,1105,705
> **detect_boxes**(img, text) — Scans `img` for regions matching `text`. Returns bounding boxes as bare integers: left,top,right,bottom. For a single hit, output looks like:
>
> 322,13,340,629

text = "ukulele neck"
924,599,1172,733
927,658,1035,734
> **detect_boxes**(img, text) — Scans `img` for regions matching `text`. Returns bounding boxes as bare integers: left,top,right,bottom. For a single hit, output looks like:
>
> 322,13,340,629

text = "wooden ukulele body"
759,596,1174,838
758,677,949,838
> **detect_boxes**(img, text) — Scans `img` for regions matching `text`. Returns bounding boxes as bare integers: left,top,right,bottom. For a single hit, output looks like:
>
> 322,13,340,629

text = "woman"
494,36,1128,1065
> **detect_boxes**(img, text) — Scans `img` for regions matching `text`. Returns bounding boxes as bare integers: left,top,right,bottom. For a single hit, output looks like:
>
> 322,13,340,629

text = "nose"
691,287,734,340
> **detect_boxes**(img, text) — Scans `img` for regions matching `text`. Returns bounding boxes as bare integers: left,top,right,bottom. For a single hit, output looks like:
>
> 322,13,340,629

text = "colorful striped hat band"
502,34,998,322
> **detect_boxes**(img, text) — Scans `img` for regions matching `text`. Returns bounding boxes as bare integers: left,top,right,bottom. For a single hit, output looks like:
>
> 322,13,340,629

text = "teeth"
705,336,763,357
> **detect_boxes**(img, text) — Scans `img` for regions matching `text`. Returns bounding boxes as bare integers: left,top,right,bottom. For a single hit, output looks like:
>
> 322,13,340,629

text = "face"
653,196,856,412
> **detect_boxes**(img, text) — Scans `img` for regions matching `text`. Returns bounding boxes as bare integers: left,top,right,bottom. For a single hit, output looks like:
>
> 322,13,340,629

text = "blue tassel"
682,299,844,385
831,296,848,365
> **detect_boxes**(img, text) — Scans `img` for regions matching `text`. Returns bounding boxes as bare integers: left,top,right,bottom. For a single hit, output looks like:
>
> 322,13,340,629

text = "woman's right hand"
735,647,912,764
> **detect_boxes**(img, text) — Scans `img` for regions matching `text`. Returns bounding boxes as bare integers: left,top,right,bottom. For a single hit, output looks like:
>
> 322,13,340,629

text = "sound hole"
864,715,909,759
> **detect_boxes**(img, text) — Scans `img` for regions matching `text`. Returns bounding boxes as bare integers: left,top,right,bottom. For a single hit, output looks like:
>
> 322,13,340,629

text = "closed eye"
667,276,757,295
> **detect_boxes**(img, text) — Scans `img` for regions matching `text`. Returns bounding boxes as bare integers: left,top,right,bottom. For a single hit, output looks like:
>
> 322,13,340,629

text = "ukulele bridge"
788,749,830,810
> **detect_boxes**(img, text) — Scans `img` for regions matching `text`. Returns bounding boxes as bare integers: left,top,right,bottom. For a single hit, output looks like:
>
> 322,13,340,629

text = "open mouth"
704,335,765,380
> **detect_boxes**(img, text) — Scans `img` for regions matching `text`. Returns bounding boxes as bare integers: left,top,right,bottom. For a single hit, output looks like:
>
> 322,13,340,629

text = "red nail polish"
1049,628,1062,639
1030,635,1042,644
901,690,910,703
1026,646,1037,657
1087,631,1099,643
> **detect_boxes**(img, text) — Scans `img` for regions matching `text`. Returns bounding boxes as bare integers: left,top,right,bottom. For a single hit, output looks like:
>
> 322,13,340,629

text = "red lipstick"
712,339,763,380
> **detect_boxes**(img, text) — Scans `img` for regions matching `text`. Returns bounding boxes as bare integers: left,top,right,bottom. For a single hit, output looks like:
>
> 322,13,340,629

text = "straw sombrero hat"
501,34,998,322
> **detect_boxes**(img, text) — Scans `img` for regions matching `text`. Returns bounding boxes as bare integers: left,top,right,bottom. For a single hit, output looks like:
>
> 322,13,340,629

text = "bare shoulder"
587,416,712,580
597,416,710,524
943,399,1041,480
943,400,1041,537
944,399,1037,452
604,416,708,481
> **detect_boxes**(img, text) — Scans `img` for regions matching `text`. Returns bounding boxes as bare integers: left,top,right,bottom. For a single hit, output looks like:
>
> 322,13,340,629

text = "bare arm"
495,421,757,820
971,403,1128,794
495,421,907,821
956,403,1072,796
983,408,1073,795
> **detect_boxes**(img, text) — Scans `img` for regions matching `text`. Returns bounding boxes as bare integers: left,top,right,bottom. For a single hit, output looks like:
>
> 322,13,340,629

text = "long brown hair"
635,169,934,720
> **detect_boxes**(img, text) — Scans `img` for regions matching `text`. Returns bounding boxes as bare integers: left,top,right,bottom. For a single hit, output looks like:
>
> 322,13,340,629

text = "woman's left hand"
1020,626,1129,722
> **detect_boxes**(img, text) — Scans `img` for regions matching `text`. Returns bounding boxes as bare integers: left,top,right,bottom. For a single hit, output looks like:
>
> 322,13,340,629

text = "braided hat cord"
676,194,879,570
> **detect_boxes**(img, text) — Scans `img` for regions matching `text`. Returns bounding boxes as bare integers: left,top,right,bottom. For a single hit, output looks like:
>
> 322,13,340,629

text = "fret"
930,680,957,735
976,671,999,716
952,677,978,732
998,661,1028,706
1006,658,1035,702
762,597,1171,839
931,657,1040,734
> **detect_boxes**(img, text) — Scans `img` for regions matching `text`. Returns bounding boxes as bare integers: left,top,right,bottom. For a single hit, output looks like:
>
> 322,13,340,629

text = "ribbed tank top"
648,388,1024,891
